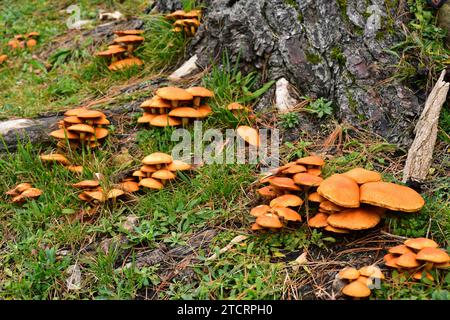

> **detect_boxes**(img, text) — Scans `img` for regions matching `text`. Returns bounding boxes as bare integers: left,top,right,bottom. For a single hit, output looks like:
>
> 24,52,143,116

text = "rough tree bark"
151,0,423,146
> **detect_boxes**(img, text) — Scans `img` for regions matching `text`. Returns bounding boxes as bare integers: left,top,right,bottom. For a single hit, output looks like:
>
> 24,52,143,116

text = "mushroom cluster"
166,10,202,36
250,155,325,231
384,237,450,281
73,180,128,204
251,156,426,234
5,183,42,203
7,32,40,50
95,29,144,71
308,168,425,233
131,152,192,190
49,108,110,149
138,86,214,127
338,266,384,299
39,153,83,173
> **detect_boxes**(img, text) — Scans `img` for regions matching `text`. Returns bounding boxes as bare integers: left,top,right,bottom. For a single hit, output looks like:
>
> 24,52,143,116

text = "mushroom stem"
171,100,179,108
193,97,201,107
181,117,190,126
190,26,196,35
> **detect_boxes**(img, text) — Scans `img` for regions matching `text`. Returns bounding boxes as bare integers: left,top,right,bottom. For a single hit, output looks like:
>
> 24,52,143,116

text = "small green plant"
279,112,300,129
305,97,334,119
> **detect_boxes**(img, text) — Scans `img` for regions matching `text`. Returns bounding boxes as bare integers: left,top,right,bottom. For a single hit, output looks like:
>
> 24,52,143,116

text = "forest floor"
0,0,449,300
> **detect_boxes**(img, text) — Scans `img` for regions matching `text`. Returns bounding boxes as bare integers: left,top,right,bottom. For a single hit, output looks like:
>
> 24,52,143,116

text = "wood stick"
402,70,449,183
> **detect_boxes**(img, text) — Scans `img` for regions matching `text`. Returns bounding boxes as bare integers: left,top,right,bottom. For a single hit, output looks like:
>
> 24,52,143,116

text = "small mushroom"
185,87,214,107
108,57,143,71
168,107,201,126
156,87,193,108
236,125,260,148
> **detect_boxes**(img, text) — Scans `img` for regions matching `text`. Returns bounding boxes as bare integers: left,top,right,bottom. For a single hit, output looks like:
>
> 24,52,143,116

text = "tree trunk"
152,0,423,146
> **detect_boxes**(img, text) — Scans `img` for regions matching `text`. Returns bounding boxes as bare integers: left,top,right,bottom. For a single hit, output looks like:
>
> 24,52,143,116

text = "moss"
306,52,322,64
336,0,349,22
345,89,358,113
330,47,346,66
284,0,299,10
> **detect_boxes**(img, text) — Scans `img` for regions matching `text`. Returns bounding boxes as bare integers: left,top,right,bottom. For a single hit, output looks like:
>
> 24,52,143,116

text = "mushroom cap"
306,168,322,176
118,181,140,193
142,152,173,165
356,276,373,287
236,125,260,147
396,252,421,268
6,182,32,195
338,267,360,280
107,188,125,199
166,160,192,171
383,253,397,263
296,155,325,167
140,96,172,108
255,213,283,229
358,265,385,279
64,107,88,117
113,29,144,36
27,31,40,38
256,185,281,199
91,127,109,140
113,35,145,44
137,113,157,123
327,207,382,230
342,281,371,298
404,238,439,251
183,10,202,19
308,192,325,203
359,182,425,213
63,116,83,124
95,46,126,57
324,225,349,233
317,174,360,208
282,165,307,175
76,109,105,119
307,213,329,228
0,54,8,64
72,180,100,189
139,178,164,190
152,169,176,180
141,165,158,173
49,129,79,140
108,57,143,71
92,116,110,126
342,168,382,184
197,105,213,118
186,86,214,98
388,245,415,255
416,247,450,264
182,18,201,27
26,38,36,48
251,223,264,231
149,114,182,127
156,87,193,101
168,107,201,118
68,124,95,134
268,177,300,191
319,200,344,213
83,190,106,202
435,261,450,269
227,102,245,110
66,165,83,173
132,170,146,177
165,10,187,20
272,207,302,222
270,194,303,208
39,153,70,165
250,205,271,217
20,188,43,199
384,257,399,269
